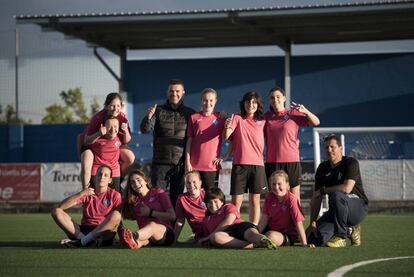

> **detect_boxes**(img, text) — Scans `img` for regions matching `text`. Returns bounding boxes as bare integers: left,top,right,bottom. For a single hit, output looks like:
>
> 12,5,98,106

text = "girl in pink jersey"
264,87,320,201
185,88,229,190
87,115,123,192
121,169,176,250
258,170,314,247
51,165,122,247
174,171,207,242
223,91,267,225
79,93,135,189
199,187,277,249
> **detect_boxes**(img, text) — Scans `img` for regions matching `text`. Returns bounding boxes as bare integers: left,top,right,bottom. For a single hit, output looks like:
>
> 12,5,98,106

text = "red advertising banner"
0,164,41,201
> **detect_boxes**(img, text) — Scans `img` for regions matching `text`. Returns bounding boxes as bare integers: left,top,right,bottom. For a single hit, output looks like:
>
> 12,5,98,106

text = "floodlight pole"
284,41,291,108
15,28,19,121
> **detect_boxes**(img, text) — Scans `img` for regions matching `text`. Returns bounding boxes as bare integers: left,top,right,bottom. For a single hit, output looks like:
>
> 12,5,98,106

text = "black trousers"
151,164,184,208
308,191,368,246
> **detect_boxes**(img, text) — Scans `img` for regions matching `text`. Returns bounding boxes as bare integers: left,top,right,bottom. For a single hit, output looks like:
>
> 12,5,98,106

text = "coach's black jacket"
140,100,195,165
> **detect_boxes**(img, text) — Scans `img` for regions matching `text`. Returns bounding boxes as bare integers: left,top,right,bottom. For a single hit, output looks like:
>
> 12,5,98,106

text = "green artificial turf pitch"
0,213,413,276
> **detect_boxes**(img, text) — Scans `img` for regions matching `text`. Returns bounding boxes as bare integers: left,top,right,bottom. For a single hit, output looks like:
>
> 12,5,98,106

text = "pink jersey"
175,190,207,237
187,112,225,171
262,191,305,240
264,109,308,163
89,136,122,177
133,188,174,230
81,109,129,146
202,203,242,236
229,114,265,166
77,187,122,226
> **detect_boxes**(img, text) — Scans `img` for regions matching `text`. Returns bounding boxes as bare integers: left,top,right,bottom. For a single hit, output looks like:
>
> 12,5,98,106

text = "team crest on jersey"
104,198,110,207
338,172,342,180
149,196,155,203
200,202,207,209
114,141,122,148
283,114,289,121
212,119,219,125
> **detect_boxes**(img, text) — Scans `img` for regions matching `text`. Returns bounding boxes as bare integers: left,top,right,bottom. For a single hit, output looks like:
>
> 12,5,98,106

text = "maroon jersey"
77,187,122,226
175,190,207,237
202,203,242,236
133,188,174,229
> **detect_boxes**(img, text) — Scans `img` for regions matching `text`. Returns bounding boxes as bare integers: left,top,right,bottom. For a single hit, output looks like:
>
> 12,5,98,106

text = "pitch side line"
327,256,414,277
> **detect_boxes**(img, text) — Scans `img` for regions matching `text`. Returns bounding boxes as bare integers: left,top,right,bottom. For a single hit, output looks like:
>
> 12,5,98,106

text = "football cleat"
326,236,347,248
121,228,139,250
350,224,361,246
259,236,278,250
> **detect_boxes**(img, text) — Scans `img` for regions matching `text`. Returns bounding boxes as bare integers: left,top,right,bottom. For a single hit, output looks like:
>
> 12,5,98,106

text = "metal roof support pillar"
284,41,291,108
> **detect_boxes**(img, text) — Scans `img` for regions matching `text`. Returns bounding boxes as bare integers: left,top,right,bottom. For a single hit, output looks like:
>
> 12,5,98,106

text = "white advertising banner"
218,161,248,201
218,161,232,198
360,159,414,201
41,163,82,202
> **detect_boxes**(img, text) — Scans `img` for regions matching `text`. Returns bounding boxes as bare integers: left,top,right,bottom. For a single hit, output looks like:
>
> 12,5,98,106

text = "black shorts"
199,171,219,190
90,176,121,192
265,162,302,188
80,145,91,154
231,165,267,195
80,225,115,246
150,227,175,247
223,222,258,241
262,225,294,246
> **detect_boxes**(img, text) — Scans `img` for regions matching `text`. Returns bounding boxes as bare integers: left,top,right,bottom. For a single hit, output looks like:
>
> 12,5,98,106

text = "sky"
1,0,413,123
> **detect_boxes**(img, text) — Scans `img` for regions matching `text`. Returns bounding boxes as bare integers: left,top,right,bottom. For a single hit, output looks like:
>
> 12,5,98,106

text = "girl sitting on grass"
51,165,122,247
257,170,314,247
199,187,277,249
121,169,176,250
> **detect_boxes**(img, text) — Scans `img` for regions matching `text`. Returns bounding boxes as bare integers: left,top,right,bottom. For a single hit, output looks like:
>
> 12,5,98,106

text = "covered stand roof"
15,1,414,55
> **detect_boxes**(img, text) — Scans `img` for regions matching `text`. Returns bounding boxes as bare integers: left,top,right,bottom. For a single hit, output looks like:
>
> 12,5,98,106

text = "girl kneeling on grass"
199,187,277,249
257,170,314,247
121,169,176,250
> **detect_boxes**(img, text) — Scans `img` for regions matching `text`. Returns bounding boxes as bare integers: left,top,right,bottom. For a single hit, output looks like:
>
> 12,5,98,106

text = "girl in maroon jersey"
121,169,176,250
264,87,320,201
258,170,314,247
51,165,122,247
78,92,135,189
174,171,207,242
199,187,277,249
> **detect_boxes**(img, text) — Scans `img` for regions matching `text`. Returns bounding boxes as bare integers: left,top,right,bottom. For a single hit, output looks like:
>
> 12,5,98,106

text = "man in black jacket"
140,79,195,206
306,134,369,247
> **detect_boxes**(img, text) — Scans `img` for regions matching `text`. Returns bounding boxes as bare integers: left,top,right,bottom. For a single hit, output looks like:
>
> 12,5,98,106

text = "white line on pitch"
327,256,414,277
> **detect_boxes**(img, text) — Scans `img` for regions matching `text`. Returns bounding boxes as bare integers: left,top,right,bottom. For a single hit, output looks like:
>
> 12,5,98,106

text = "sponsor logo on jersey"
196,118,203,123
257,120,263,125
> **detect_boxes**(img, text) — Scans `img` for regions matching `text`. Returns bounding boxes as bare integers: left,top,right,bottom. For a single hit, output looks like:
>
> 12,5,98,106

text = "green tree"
42,88,100,124
0,104,31,124
90,96,100,118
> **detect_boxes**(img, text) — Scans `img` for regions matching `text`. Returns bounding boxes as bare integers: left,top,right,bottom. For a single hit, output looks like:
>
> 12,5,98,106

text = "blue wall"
125,53,414,131
0,124,85,163
1,53,413,163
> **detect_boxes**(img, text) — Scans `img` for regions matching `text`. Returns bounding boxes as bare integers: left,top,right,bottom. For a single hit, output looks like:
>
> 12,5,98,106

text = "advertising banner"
300,161,315,200
0,164,41,201
41,163,82,202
